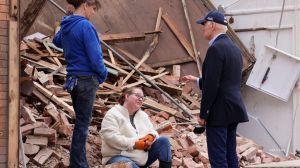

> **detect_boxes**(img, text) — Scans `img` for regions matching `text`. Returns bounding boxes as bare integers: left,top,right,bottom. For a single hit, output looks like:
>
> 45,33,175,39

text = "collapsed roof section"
21,0,255,77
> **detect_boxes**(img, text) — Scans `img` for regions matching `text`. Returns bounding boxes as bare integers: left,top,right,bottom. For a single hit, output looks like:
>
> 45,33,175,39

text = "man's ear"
83,2,88,10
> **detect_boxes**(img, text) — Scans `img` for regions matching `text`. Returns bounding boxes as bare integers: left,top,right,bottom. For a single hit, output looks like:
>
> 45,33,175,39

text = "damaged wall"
21,0,254,79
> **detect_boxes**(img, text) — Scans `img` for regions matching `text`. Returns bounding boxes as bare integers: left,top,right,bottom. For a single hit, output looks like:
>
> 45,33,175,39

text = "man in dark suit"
182,10,249,168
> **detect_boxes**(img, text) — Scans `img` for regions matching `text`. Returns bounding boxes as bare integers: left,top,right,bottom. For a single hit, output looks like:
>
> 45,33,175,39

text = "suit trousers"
206,123,239,168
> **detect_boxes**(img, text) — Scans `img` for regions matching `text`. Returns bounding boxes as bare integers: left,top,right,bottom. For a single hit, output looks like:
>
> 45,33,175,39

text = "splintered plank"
121,8,162,86
108,49,116,65
181,93,200,109
24,40,48,56
100,32,146,43
104,60,129,75
33,148,53,166
122,71,169,89
115,47,152,70
33,82,75,118
22,57,67,75
143,98,178,116
25,135,48,148
153,81,182,96
101,82,122,92
162,14,195,60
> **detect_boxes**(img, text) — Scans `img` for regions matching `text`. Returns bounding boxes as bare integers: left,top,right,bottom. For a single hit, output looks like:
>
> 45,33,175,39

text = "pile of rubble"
19,9,299,168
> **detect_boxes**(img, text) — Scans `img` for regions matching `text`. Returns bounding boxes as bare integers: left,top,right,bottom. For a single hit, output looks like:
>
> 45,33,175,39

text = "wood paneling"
0,147,7,155
0,92,7,99
0,0,9,5
0,0,11,167
0,155,7,163
0,107,7,115
0,138,8,146
0,60,7,68
8,0,20,166
0,84,7,92
0,76,8,84
0,68,8,75
0,52,7,60
0,129,7,140
0,99,7,107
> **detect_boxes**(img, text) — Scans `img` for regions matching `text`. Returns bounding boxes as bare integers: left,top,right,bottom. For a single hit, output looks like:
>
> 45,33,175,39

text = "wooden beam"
143,98,178,115
101,82,122,93
8,0,19,166
121,8,162,85
21,57,67,75
107,49,116,65
122,71,168,89
43,41,62,66
33,82,75,118
115,47,152,70
104,60,129,75
100,32,146,43
162,13,195,61
20,0,47,39
149,56,194,68
153,81,182,96
181,0,202,76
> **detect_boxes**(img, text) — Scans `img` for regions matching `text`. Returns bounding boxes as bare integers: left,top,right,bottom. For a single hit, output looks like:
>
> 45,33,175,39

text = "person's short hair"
118,87,143,105
66,0,101,11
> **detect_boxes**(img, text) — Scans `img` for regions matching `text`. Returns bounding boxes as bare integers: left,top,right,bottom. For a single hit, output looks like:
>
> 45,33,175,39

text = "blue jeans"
106,137,172,167
206,123,239,168
69,76,99,168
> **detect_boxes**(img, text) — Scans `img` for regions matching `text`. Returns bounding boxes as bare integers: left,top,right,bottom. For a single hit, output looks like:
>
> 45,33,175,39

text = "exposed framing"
8,0,19,167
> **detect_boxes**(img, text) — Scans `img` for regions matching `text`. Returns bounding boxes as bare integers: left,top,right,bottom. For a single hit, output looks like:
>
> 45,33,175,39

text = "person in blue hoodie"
53,0,107,167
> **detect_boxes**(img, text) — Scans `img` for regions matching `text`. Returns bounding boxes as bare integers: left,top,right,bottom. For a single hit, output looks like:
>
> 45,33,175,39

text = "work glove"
134,134,155,150
139,134,155,143
134,139,147,150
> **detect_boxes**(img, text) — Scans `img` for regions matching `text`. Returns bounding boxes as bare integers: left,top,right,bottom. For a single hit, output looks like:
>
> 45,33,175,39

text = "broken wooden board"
162,14,195,61
100,32,146,43
33,82,75,118
33,148,53,166
25,135,48,148
143,98,178,116
122,71,169,89
153,81,182,96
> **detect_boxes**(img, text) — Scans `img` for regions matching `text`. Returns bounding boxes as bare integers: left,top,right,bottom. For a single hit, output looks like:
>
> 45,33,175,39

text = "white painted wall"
211,0,300,156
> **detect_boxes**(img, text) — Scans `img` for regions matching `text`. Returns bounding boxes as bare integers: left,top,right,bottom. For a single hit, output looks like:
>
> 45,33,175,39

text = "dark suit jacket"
199,34,248,127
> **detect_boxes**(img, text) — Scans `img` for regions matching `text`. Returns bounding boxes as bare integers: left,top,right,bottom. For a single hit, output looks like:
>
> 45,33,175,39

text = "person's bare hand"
181,75,198,83
197,117,206,126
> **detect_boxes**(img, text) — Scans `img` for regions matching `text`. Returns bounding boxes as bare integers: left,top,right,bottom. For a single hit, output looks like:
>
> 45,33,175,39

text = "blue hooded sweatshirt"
53,15,107,84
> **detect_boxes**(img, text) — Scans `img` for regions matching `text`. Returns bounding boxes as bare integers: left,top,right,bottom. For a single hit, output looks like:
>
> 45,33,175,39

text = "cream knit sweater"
100,104,159,166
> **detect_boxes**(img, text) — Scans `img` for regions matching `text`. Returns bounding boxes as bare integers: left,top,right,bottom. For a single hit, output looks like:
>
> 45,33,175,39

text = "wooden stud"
108,49,116,65
181,0,202,76
33,82,75,118
162,14,195,61
8,0,19,166
122,71,168,89
121,8,162,85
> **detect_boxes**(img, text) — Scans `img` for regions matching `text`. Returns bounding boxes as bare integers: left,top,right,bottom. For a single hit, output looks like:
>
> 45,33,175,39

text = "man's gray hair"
216,22,228,33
